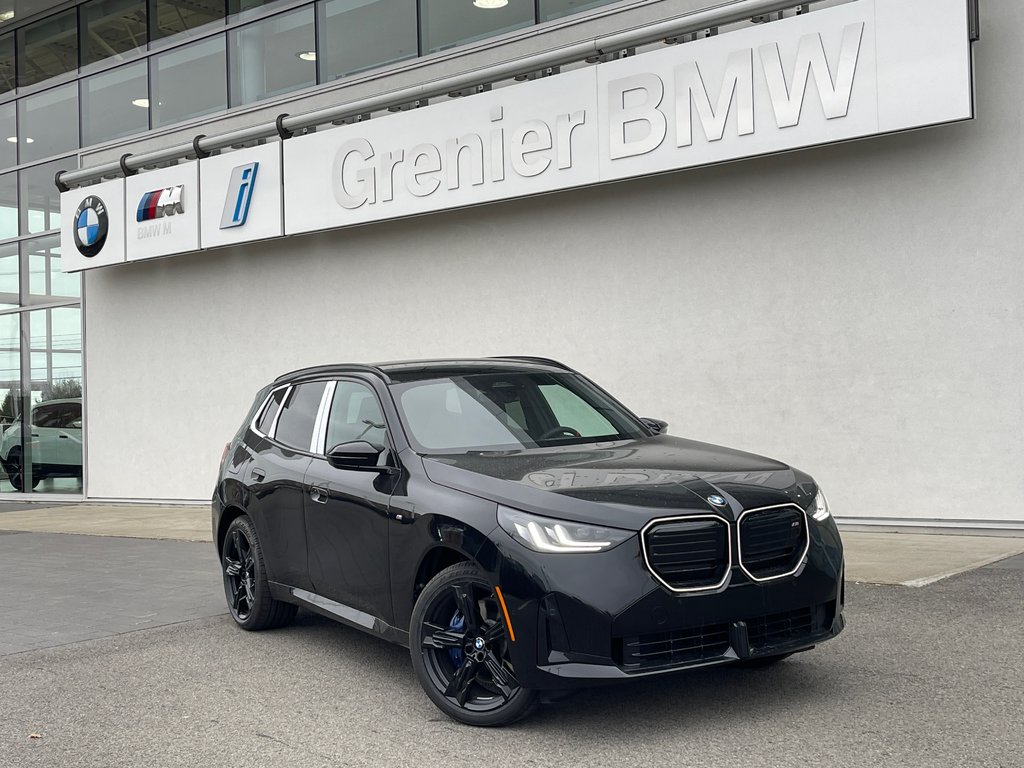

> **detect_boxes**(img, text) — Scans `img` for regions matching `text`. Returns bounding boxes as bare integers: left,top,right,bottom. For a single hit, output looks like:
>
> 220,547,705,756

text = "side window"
64,403,83,428
32,404,60,427
325,381,386,450
255,387,287,435
273,382,327,450
538,384,616,437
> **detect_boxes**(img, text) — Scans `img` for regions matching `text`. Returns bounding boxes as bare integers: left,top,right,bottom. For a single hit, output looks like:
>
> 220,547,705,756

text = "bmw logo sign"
72,195,109,258
707,495,727,507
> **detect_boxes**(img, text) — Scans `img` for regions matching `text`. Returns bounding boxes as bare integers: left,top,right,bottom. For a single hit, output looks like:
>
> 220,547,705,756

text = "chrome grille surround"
640,514,732,594
736,503,810,583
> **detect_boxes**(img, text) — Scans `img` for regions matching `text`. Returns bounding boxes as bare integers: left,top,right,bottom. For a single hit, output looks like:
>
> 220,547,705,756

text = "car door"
54,402,83,469
303,378,396,623
244,381,325,590
29,403,61,469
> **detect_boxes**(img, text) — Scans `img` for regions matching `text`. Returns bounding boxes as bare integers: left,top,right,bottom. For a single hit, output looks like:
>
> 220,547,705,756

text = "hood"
421,435,816,530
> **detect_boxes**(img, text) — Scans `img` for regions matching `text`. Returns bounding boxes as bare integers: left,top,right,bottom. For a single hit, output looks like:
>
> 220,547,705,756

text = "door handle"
309,485,328,504
58,434,70,439
250,468,265,482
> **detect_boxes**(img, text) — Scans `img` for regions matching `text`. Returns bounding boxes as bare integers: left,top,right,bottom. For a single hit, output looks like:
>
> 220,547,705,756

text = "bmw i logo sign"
707,495,727,507
72,196,109,258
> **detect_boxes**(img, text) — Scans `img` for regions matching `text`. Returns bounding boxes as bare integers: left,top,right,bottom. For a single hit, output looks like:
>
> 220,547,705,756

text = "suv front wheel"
410,563,537,726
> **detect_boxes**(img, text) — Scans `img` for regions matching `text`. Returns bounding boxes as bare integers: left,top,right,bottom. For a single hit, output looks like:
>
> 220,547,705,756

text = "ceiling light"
473,0,508,7
0,11,14,22
5,135,31,143
296,51,316,61
132,98,149,108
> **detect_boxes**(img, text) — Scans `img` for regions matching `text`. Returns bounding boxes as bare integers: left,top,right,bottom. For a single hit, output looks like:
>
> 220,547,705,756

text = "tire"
410,562,538,727
221,515,297,631
736,652,793,668
4,450,40,491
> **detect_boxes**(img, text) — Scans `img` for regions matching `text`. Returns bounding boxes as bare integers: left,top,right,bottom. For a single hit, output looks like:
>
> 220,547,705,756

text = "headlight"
811,489,830,522
497,506,632,553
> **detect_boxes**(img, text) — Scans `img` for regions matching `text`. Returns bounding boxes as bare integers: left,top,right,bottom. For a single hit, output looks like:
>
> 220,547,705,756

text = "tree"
38,379,82,402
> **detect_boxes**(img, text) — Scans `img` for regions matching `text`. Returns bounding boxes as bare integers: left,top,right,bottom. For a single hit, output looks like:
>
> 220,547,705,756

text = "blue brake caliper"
448,610,466,667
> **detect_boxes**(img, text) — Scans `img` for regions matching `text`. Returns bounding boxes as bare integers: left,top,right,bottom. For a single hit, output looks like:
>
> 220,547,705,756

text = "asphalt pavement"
0,532,1021,768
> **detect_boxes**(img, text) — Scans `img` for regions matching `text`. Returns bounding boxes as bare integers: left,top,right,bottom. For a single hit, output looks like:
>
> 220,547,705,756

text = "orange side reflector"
494,585,516,643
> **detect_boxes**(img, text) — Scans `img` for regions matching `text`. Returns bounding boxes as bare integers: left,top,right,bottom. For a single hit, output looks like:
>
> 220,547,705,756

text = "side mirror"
326,440,387,471
641,418,668,436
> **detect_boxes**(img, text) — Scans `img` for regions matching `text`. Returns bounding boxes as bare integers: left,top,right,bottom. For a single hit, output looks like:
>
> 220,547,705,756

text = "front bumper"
481,517,845,689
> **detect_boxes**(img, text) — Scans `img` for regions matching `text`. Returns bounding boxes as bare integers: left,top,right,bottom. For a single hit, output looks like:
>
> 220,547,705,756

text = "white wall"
84,4,1024,524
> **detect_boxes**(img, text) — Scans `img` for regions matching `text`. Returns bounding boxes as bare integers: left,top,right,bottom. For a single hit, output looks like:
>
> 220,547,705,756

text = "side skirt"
269,581,409,647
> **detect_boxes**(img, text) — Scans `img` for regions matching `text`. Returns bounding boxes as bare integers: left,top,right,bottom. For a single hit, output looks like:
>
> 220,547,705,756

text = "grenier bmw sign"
58,0,973,272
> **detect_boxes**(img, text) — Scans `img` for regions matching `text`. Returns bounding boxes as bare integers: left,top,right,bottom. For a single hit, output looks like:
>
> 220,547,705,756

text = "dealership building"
0,0,1015,531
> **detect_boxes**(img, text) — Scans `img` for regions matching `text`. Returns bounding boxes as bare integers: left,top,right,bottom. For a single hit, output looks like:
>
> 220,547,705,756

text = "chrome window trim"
250,383,291,439
316,377,393,455
736,503,810,584
309,380,337,454
640,514,732,594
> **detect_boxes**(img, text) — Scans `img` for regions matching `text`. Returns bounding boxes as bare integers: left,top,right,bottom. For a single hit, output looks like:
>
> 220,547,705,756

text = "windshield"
390,372,648,453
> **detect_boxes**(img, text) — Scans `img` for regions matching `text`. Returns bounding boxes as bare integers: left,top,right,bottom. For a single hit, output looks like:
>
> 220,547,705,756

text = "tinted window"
81,61,150,146
228,7,315,106
255,386,286,434
151,36,227,128
18,9,78,88
32,404,61,427
274,381,326,449
325,381,385,450
318,0,416,81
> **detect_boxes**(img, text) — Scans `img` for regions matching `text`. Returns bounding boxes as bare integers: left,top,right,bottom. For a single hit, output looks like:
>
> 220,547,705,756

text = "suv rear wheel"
221,515,297,631
410,563,537,726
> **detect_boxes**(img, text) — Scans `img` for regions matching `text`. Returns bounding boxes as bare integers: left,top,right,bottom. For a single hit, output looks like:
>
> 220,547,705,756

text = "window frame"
317,377,391,455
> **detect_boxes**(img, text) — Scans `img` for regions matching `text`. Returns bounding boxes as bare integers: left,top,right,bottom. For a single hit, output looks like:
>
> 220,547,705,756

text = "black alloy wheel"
220,515,297,631
4,449,41,491
410,562,537,727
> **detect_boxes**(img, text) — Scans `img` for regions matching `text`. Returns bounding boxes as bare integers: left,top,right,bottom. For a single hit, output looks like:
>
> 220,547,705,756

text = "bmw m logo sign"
137,185,185,221
221,162,259,229
73,196,109,258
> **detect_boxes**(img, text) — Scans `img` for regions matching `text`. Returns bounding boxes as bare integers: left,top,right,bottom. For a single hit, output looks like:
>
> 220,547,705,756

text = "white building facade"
13,0,1017,530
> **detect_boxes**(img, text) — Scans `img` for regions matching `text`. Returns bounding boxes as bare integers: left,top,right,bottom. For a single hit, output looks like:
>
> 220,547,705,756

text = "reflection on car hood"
421,435,816,530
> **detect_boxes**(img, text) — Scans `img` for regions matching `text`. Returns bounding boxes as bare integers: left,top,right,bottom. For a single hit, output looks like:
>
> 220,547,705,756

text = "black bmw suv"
213,357,844,726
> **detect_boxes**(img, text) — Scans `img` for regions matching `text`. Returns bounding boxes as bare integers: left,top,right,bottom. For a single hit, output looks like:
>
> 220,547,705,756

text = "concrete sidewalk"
1,503,1022,587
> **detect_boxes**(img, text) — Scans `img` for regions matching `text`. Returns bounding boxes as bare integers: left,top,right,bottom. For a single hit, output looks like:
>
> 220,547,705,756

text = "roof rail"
273,363,391,383
489,356,575,371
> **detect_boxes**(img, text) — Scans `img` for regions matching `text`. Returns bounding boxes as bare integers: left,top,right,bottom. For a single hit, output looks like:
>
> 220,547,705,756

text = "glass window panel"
228,7,315,106
17,9,79,88
151,36,226,127
81,0,148,68
274,381,325,448
0,101,15,167
150,0,226,42
539,0,617,22
420,0,533,54
0,33,14,96
0,241,17,308
82,60,149,146
26,306,82,494
20,157,72,235
318,0,416,81
17,83,80,163
0,311,21,493
24,234,80,302
0,171,15,238
228,0,291,22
